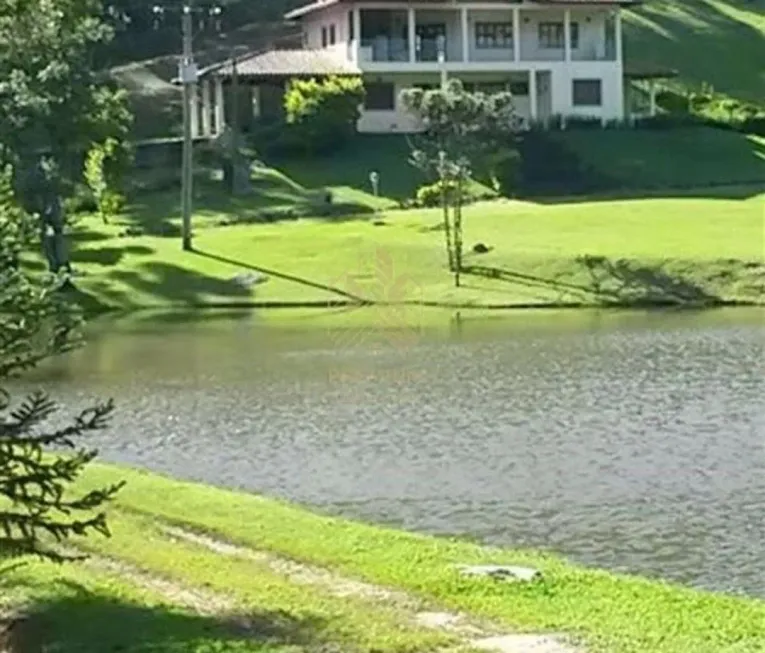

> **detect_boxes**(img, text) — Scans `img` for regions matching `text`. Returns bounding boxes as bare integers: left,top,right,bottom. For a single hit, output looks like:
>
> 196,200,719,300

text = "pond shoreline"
82,296,763,320
7,462,760,653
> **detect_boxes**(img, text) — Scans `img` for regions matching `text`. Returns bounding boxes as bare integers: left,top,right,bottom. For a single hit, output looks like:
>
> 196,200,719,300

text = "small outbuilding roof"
207,49,359,80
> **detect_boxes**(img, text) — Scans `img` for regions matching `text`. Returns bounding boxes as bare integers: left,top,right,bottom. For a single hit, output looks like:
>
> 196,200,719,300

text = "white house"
189,0,672,136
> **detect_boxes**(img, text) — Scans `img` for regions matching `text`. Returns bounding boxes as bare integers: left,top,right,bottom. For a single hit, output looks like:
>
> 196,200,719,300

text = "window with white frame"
475,22,513,49
329,24,336,45
572,79,602,106
538,21,579,49
321,26,328,47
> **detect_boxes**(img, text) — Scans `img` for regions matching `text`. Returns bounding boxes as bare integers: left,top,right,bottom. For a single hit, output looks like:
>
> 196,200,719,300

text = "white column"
214,76,225,135
615,10,623,62
649,80,657,117
190,82,199,138
529,70,537,122
353,8,361,61
564,9,571,62
513,8,520,61
201,79,212,137
408,7,416,62
461,7,469,63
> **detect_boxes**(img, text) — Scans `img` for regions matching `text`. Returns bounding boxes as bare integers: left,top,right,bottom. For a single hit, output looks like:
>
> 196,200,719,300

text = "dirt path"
158,522,582,653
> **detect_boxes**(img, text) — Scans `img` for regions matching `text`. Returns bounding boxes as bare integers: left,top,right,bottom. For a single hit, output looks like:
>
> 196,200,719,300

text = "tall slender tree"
401,79,522,286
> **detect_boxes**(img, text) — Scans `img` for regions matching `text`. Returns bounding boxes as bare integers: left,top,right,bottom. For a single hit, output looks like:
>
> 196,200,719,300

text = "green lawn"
2,509,452,653
65,189,765,313
625,0,765,103
7,462,761,653
556,129,765,191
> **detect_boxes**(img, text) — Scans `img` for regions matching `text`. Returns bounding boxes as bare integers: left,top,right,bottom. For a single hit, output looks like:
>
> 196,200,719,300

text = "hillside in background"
624,0,765,103
105,0,765,139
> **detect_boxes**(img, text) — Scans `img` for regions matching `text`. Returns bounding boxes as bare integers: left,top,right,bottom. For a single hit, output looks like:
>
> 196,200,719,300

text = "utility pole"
180,4,196,251
227,55,239,193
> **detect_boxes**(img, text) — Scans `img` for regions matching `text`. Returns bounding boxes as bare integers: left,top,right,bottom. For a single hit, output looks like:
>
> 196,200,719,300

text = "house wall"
357,72,532,133
302,3,351,58
519,8,612,61
571,9,614,61
549,63,623,120
293,2,625,125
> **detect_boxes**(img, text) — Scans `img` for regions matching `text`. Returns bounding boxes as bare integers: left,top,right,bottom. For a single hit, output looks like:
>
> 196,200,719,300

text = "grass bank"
64,187,765,314
625,0,765,104
4,463,764,653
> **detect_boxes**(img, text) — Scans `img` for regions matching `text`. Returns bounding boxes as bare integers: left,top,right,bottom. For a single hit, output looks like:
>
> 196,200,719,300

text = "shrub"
489,148,522,197
566,116,603,129
83,138,127,224
656,88,765,135
742,115,765,136
283,76,364,155
656,90,690,114
416,180,457,207
63,183,97,215
634,113,704,129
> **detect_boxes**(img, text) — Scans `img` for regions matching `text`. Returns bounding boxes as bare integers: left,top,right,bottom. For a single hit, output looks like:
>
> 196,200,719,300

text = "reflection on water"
23,307,765,597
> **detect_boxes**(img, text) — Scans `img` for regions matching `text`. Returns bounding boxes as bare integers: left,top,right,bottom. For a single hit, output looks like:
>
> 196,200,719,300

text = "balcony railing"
571,42,617,62
360,36,409,62
354,8,620,65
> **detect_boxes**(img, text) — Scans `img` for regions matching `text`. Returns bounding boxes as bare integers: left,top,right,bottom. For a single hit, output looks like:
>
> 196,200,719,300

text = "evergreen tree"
0,169,123,570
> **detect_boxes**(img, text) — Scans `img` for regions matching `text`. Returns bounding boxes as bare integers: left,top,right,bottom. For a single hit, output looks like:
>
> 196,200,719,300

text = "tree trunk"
441,184,455,271
453,176,464,287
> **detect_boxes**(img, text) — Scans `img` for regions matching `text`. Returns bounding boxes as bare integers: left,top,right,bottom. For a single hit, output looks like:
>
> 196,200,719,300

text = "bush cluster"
656,89,765,135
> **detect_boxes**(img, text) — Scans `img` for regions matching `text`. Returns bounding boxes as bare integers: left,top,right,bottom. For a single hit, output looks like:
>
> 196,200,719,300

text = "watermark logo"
326,246,425,394
332,245,424,351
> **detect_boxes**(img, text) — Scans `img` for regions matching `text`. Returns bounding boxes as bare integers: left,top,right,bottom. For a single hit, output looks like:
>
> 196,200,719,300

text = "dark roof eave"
284,0,643,20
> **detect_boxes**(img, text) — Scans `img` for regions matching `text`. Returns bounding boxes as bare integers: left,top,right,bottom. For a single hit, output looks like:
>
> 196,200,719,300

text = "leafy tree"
0,168,123,570
401,79,522,286
0,0,130,169
0,0,132,272
284,76,364,155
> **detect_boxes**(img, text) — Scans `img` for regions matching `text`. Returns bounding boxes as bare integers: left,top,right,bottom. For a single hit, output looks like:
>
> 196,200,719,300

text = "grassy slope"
624,0,765,103
2,514,451,653
66,188,765,312
555,129,765,190
54,463,765,653
1,561,284,653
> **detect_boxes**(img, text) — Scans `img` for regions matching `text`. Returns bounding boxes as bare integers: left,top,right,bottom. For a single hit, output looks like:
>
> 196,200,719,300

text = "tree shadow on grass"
194,249,370,304
2,579,330,653
107,261,253,306
122,174,376,237
72,245,154,267
463,256,721,306
272,134,419,203
61,260,256,316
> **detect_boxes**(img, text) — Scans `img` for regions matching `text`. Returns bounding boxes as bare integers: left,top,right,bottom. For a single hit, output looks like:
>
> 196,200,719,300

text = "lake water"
26,307,765,597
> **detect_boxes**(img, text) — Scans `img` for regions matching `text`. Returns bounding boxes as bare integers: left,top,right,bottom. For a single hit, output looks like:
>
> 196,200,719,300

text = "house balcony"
351,5,621,68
